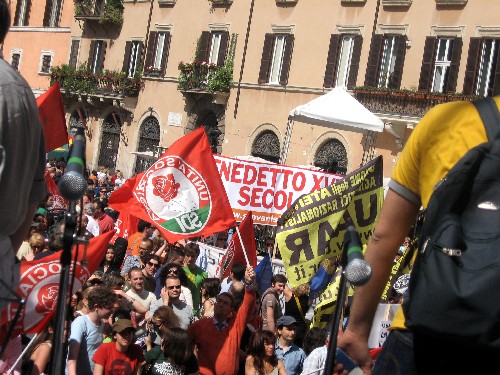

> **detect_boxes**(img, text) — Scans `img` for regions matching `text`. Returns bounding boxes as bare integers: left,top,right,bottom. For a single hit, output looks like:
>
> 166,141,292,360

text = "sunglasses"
148,261,159,268
167,285,181,290
167,269,179,275
266,243,275,247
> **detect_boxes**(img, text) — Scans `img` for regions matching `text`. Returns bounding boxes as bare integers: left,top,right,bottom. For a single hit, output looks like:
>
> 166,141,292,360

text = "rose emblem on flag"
134,155,212,235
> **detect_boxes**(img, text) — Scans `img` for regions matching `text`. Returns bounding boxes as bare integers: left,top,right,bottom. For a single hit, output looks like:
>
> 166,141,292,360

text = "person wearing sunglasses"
149,275,194,330
141,254,160,293
154,262,193,308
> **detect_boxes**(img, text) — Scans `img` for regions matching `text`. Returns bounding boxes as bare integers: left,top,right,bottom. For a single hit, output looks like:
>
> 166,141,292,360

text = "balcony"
74,0,124,25
435,0,467,4
382,0,412,7
352,87,480,118
177,61,232,105
210,0,233,4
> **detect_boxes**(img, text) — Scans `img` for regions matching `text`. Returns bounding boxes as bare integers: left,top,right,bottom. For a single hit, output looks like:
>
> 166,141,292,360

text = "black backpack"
403,97,500,348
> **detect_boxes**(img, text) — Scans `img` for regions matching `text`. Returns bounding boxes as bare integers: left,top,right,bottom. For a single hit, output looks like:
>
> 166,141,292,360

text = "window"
144,31,171,75
13,0,31,26
43,0,62,27
39,52,54,74
323,34,363,89
87,40,107,74
68,40,81,69
251,131,280,164
196,31,229,67
122,41,143,78
463,38,500,97
258,33,295,86
364,34,407,89
11,51,21,70
314,139,348,175
418,36,462,93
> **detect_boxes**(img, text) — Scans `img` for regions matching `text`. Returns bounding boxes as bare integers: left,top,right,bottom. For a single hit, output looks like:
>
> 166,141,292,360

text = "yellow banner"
276,157,384,287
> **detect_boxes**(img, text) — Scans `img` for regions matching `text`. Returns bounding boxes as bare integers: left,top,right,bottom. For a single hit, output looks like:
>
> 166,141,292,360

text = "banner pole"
235,223,250,266
7,333,38,375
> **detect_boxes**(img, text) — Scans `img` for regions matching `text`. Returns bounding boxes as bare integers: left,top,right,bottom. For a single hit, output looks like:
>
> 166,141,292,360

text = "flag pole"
235,225,250,266
7,333,38,375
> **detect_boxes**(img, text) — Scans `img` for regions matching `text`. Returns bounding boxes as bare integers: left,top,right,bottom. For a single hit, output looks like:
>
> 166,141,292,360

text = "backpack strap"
473,97,500,140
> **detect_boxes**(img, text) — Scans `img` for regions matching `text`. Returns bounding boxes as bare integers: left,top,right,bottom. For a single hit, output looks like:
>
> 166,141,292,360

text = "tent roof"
289,87,384,133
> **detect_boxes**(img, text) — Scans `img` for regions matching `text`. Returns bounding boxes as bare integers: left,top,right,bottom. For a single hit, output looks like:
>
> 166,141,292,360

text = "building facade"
5,0,500,181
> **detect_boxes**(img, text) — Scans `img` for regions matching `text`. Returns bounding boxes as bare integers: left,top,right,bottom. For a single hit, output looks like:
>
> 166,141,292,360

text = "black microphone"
58,127,87,201
344,225,372,286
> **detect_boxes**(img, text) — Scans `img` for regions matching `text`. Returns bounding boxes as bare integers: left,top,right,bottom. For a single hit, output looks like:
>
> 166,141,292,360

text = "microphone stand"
49,200,86,374
323,234,349,375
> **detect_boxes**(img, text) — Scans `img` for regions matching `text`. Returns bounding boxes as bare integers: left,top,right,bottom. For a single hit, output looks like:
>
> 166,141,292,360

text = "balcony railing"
177,61,232,93
352,87,481,118
74,0,124,24
51,65,143,98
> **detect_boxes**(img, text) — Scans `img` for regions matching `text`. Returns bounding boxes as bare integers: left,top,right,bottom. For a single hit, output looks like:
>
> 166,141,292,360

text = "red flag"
111,211,140,244
109,127,236,242
216,211,257,279
0,231,114,336
37,82,69,152
44,171,67,209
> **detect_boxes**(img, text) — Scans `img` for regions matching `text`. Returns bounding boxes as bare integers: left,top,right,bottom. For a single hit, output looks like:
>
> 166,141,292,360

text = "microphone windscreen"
58,171,87,201
345,258,372,286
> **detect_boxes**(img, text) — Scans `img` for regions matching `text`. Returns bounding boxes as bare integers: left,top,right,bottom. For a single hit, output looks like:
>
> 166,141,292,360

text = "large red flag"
111,211,140,244
216,211,257,279
0,231,114,336
37,82,69,152
44,171,67,209
109,127,236,242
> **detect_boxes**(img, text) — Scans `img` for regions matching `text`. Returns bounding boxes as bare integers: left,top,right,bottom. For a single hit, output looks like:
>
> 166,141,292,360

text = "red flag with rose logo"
0,231,114,336
109,127,236,242
216,211,257,279
44,171,67,209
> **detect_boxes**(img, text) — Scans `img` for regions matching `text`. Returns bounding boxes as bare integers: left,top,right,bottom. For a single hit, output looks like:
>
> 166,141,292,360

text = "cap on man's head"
277,315,297,328
112,319,135,333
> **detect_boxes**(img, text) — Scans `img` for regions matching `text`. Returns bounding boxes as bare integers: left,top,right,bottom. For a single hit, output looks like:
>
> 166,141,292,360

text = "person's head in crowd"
87,286,118,319
137,219,154,237
128,267,145,293
83,202,96,217
113,237,128,268
151,305,181,338
82,192,93,205
264,237,275,253
228,280,245,311
162,328,194,368
46,228,64,253
152,235,166,252
142,253,160,278
103,309,132,342
201,278,221,301
75,286,93,317
271,274,287,295
94,200,107,217
160,262,188,288
215,231,228,249
302,327,328,356
28,232,46,255
33,213,48,231
214,292,235,322
102,244,115,265
230,263,246,282
138,238,153,258
276,316,297,343
166,246,185,265
104,271,125,291
0,0,11,44
165,275,183,302
112,319,136,349
183,242,200,270
247,330,279,374
42,193,54,210
292,282,310,297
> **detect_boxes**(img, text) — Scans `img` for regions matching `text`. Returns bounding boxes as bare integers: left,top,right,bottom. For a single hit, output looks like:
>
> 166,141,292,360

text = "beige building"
5,0,500,180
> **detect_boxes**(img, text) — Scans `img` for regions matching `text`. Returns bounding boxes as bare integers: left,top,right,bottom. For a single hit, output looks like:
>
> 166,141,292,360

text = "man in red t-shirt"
92,319,144,374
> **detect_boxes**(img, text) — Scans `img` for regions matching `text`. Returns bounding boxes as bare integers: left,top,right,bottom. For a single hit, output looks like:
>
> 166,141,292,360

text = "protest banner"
214,155,342,225
276,156,384,287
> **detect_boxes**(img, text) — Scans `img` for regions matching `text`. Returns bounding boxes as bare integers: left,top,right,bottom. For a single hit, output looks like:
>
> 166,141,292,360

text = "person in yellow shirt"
337,97,500,374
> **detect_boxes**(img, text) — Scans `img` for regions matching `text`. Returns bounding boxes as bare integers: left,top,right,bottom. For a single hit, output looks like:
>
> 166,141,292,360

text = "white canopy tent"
279,86,384,165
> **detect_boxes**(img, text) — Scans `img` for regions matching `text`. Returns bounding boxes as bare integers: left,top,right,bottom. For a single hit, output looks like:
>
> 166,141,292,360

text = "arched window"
134,116,161,174
314,139,348,174
195,110,220,154
69,108,87,136
251,130,280,163
97,112,121,171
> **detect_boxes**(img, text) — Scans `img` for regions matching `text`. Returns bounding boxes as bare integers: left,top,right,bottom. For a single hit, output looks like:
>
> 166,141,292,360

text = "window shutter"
463,38,482,95
418,36,437,92
25,0,32,26
347,35,363,89
52,0,61,26
388,35,407,89
196,31,211,62
492,40,500,96
364,34,384,87
144,32,157,72
42,0,52,27
87,40,96,71
258,33,274,84
217,31,230,67
444,37,462,93
96,41,107,72
137,41,144,72
279,34,294,86
122,41,132,73
323,34,341,88
69,40,80,68
13,0,22,26
160,32,171,76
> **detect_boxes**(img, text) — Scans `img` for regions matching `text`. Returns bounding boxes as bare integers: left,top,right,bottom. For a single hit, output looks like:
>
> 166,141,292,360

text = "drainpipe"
233,0,255,119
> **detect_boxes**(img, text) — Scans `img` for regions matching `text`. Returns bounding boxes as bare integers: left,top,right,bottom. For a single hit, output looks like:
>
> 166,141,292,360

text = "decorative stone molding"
435,0,467,5
376,24,409,36
336,25,364,35
382,0,411,7
271,24,295,34
431,25,464,38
